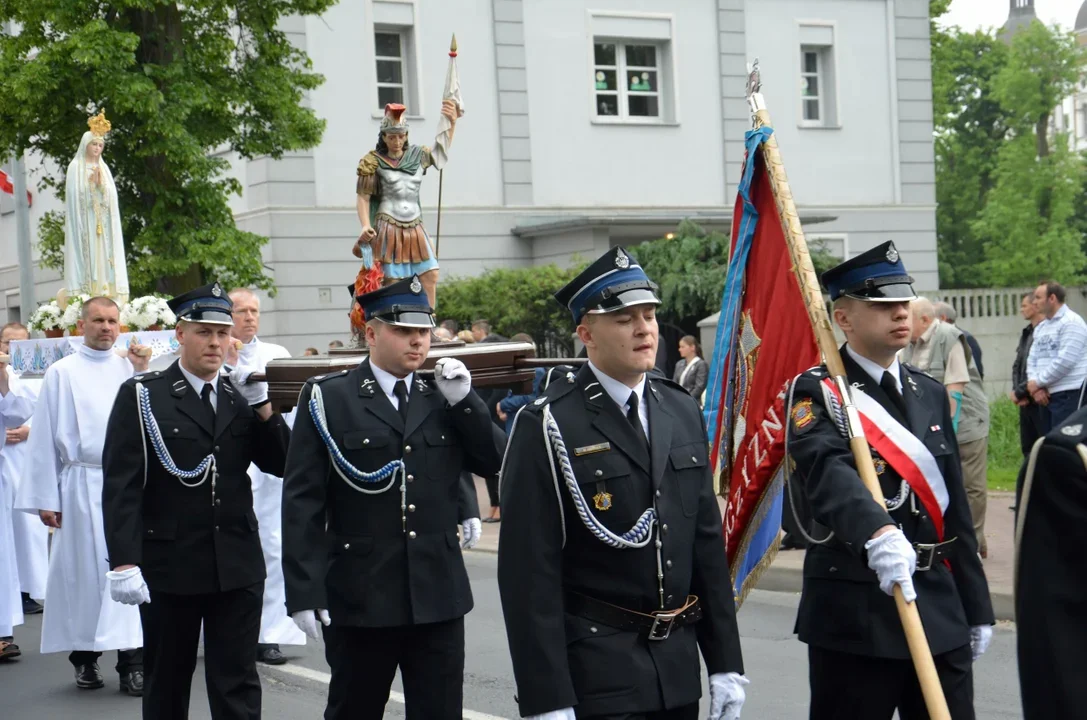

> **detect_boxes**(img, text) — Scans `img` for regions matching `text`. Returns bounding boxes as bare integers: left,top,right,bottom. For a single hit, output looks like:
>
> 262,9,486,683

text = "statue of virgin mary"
62,111,129,303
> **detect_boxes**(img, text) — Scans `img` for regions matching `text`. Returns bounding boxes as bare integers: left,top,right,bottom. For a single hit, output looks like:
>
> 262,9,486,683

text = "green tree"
437,264,587,356
973,22,1087,285
931,27,1010,287
628,220,730,326
0,0,331,296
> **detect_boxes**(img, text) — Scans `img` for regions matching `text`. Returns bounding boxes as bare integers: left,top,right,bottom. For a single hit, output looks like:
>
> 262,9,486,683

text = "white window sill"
798,123,842,130
591,118,680,127
370,112,427,121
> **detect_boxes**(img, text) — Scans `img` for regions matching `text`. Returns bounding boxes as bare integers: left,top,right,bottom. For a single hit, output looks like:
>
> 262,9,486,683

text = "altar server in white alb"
227,288,305,665
0,331,36,661
1,323,49,621
16,297,149,695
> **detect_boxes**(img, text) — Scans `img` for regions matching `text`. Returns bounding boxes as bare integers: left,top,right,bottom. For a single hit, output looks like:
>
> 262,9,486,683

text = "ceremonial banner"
8,330,178,377
704,127,820,605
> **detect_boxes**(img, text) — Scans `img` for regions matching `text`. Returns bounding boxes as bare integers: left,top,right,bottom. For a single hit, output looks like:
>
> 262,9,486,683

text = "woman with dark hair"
673,335,707,405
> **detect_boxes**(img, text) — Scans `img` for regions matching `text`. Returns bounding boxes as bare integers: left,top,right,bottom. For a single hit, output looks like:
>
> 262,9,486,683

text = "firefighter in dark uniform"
497,247,747,720
281,275,503,720
101,282,292,720
787,242,994,719
1015,408,1087,719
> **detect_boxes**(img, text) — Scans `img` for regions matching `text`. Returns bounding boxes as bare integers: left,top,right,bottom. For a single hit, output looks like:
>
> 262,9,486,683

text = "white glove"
708,672,749,720
865,529,917,603
460,517,482,549
433,357,472,405
526,709,576,720
106,566,151,606
969,624,992,661
228,366,269,406
291,608,331,641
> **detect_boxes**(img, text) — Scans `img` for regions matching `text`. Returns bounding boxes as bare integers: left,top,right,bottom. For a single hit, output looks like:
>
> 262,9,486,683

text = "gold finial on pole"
449,33,458,57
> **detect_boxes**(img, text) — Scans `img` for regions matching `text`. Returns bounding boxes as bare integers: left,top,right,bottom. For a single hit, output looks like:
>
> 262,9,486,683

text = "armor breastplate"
376,165,424,223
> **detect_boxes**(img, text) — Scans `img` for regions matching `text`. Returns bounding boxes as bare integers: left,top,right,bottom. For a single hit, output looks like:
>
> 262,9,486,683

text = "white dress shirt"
845,344,903,394
587,361,649,438
178,361,219,411
368,359,415,411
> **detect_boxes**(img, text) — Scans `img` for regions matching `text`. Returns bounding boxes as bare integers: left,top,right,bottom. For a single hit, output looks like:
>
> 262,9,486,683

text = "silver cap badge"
410,278,423,294
211,284,222,297
615,251,630,269
885,246,899,264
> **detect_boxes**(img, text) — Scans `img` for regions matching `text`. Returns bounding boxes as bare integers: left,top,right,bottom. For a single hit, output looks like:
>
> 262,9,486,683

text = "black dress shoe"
75,663,105,689
120,670,144,697
21,593,43,615
256,645,287,665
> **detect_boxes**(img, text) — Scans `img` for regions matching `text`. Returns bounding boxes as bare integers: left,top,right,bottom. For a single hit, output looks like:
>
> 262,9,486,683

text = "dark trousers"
140,582,263,720
484,472,500,509
582,704,699,720
809,644,974,720
1019,404,1043,457
69,648,143,674
1040,390,1080,434
323,617,464,720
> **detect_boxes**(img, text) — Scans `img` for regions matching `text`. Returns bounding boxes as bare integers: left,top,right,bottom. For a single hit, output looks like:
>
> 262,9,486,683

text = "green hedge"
987,396,1022,491
435,263,587,356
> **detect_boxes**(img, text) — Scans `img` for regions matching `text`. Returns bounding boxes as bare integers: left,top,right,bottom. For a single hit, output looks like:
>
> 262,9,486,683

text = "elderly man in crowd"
903,297,991,558
1026,282,1087,433
934,301,984,380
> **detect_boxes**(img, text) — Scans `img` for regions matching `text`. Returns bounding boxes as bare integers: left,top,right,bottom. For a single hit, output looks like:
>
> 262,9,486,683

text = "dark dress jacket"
788,351,994,659
281,359,504,628
102,361,291,595
497,364,743,717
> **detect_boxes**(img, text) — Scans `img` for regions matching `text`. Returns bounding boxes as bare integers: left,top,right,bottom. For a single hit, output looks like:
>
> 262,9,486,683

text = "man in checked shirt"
1026,281,1087,433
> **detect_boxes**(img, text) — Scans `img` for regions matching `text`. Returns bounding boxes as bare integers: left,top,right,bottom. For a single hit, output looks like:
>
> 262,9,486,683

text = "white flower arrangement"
60,293,92,331
29,301,64,332
120,296,176,330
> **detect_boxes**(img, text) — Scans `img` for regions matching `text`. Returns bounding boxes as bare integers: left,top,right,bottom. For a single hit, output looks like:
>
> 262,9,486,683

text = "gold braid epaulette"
357,152,379,177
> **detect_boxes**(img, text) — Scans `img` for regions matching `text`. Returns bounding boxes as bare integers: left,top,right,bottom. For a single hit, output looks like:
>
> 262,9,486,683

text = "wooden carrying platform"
260,340,584,411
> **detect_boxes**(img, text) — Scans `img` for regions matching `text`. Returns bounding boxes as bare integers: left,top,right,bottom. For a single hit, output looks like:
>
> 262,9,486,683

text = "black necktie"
626,391,649,451
393,380,410,423
201,383,215,426
880,371,908,421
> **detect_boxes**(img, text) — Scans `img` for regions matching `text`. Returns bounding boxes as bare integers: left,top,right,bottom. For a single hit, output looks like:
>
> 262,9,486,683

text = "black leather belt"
565,592,701,641
913,537,957,571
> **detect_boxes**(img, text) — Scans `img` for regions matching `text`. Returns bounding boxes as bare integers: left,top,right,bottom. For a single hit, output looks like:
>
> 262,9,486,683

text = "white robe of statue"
2,370,48,601
0,372,36,637
16,345,142,653
63,130,129,303
237,338,305,646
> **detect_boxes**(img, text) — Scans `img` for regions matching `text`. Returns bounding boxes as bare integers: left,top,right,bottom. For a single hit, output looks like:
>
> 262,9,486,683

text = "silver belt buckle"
648,611,677,641
914,543,937,572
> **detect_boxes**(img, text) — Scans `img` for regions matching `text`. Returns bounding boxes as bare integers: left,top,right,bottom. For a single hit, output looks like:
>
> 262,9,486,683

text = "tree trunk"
1036,113,1050,158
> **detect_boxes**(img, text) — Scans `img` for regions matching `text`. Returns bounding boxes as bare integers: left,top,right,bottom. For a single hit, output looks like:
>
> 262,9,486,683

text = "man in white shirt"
16,298,148,693
226,288,304,665
1026,281,1087,432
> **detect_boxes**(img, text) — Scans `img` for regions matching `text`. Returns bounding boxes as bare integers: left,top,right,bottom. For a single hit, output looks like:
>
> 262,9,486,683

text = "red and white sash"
822,379,950,540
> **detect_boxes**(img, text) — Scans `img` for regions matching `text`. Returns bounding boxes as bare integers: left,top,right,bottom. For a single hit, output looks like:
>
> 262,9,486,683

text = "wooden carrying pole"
746,64,951,720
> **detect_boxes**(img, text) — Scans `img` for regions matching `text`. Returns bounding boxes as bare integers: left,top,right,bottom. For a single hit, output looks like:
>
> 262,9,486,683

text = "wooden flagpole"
746,61,951,720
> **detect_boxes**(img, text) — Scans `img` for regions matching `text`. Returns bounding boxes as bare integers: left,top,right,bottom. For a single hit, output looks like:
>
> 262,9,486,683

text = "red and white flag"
0,168,32,207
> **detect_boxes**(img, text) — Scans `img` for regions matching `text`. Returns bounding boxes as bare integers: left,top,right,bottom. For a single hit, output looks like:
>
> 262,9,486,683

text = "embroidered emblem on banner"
574,442,611,456
1062,424,1083,436
791,399,815,432
593,492,614,511
873,458,888,475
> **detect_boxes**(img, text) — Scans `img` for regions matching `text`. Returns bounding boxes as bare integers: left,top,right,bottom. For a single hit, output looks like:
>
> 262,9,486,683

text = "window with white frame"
593,41,668,121
800,48,822,124
375,29,409,109
798,24,839,128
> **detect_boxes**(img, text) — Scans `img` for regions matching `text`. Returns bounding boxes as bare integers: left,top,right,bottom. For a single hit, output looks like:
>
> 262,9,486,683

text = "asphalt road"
0,552,1023,718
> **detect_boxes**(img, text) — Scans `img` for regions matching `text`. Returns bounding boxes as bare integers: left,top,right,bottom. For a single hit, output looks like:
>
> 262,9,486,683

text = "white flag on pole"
432,34,464,171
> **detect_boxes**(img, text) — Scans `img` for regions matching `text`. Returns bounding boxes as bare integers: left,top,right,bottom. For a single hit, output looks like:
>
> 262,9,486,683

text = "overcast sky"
939,0,1084,31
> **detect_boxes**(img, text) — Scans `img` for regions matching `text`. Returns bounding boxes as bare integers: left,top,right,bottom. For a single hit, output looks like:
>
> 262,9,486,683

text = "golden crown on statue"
88,110,112,138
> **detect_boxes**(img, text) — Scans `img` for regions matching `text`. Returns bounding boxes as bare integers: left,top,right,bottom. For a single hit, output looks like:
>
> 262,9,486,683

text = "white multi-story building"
2,0,938,352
